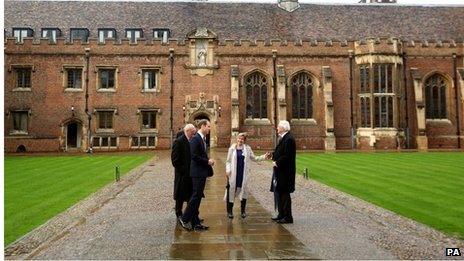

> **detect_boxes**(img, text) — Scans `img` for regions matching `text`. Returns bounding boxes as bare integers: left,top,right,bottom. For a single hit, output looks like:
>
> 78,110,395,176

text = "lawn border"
4,155,157,259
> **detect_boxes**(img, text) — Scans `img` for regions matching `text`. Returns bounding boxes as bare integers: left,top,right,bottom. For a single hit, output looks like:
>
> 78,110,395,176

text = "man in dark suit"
171,124,196,218
179,119,214,231
270,120,296,224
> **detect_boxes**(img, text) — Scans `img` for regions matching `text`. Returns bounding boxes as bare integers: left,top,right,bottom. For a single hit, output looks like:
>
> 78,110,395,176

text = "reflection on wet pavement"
169,151,317,260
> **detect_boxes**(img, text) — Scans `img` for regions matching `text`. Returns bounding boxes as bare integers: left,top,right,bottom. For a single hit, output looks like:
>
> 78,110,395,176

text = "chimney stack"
359,0,397,3
278,0,300,12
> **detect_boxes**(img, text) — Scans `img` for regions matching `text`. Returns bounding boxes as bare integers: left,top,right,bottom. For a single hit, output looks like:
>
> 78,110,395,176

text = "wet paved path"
9,151,316,260
169,151,317,259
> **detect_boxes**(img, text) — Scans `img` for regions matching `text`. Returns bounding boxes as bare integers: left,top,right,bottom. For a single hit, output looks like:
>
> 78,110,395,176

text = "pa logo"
446,248,461,256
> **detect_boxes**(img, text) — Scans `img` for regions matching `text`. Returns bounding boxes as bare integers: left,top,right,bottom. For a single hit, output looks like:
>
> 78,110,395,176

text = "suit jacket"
171,134,193,201
270,132,296,193
190,133,214,178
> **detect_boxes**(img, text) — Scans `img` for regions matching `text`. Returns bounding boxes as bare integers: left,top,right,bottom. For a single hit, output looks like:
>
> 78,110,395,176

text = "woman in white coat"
225,133,269,218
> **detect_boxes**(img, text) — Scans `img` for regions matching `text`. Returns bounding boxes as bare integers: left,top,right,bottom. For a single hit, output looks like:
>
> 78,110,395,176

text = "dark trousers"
277,192,292,220
226,183,246,214
175,200,184,217
181,177,206,226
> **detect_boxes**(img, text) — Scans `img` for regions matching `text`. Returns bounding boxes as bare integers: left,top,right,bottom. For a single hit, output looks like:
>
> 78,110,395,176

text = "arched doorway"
66,121,82,150
193,114,211,148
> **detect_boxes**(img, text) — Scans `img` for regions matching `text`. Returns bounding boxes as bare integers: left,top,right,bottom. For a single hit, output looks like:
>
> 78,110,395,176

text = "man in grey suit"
179,119,215,231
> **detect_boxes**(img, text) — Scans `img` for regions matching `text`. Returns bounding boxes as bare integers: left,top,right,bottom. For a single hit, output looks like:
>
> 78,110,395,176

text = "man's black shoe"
178,218,193,230
276,217,293,224
193,224,209,231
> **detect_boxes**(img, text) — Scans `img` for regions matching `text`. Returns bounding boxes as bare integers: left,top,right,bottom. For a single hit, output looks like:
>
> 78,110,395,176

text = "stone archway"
60,118,84,151
189,110,217,148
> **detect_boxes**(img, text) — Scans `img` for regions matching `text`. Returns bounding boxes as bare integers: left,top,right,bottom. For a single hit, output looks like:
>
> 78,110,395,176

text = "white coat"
225,143,266,203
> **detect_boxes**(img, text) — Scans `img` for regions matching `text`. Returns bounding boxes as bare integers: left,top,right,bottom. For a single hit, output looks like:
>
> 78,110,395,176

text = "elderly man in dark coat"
179,119,214,231
171,124,196,218
270,120,296,224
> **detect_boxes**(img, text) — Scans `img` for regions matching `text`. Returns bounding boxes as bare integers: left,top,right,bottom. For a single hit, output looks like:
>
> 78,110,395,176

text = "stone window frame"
98,28,117,43
242,70,273,125
287,70,319,125
70,28,90,42
95,109,117,133
92,136,118,150
62,65,84,92
356,61,399,130
137,108,160,133
130,135,157,149
139,66,162,93
9,109,31,135
10,64,34,92
152,28,170,43
423,72,452,121
125,28,143,44
95,65,118,92
12,27,33,43
41,27,61,43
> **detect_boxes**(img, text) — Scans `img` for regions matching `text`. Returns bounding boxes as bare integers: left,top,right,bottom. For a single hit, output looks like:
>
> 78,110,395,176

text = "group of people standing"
171,120,296,231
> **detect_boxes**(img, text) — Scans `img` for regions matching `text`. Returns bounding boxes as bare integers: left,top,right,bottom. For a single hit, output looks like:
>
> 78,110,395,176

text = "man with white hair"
270,120,296,224
171,124,196,218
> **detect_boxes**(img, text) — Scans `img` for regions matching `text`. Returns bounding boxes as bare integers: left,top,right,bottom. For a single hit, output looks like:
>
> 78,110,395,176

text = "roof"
4,1,464,42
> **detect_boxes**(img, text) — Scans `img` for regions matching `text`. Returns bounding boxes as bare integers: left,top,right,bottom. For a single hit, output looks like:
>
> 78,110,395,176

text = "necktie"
203,136,207,150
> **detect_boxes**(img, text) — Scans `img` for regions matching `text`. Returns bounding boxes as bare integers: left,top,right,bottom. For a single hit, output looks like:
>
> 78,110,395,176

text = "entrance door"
67,122,78,148
194,115,210,148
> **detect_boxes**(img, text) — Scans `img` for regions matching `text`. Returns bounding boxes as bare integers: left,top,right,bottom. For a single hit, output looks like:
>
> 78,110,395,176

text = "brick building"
4,0,464,152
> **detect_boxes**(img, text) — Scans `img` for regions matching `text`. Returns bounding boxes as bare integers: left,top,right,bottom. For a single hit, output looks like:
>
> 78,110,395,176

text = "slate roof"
4,1,464,42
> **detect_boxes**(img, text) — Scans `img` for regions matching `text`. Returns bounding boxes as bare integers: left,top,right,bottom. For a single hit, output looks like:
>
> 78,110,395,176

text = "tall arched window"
245,72,268,119
291,72,313,119
425,74,447,119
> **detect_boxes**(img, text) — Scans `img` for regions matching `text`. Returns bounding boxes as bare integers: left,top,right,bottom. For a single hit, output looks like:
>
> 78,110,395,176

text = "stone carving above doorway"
183,93,221,147
185,28,219,76
184,92,220,123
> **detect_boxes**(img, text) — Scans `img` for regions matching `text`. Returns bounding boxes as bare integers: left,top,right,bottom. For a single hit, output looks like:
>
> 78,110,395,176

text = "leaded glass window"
425,74,447,119
67,69,82,89
358,64,395,128
245,72,268,119
98,111,113,129
99,69,115,89
291,72,313,119
141,111,156,129
12,111,28,133
373,64,394,128
15,68,31,88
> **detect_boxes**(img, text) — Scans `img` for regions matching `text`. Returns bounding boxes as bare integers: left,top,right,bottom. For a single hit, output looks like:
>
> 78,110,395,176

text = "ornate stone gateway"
184,92,220,147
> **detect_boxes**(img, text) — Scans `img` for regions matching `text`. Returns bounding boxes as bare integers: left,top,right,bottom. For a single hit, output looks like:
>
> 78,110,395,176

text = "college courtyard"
4,150,464,259
3,0,464,259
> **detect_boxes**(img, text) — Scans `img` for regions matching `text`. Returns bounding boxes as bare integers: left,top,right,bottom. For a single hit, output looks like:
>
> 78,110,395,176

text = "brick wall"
4,38,464,152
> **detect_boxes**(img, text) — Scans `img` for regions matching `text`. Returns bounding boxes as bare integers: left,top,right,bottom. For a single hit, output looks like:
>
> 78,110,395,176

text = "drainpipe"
84,48,92,151
169,49,174,148
349,51,355,149
402,52,410,149
453,53,461,149
272,50,278,148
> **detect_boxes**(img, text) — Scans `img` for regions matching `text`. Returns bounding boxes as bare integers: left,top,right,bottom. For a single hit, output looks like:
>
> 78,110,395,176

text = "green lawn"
4,153,152,245
296,152,464,239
